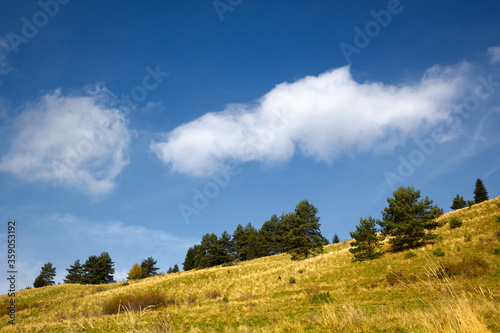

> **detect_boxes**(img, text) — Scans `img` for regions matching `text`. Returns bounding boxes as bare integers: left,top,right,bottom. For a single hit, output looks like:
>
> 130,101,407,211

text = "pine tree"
379,186,443,251
64,259,83,284
82,252,115,284
258,215,280,256
287,200,325,260
232,223,259,262
127,263,143,280
33,262,56,287
349,216,383,261
172,264,179,273
218,230,235,264
183,246,198,271
333,234,340,244
450,194,467,210
474,178,489,204
140,257,159,278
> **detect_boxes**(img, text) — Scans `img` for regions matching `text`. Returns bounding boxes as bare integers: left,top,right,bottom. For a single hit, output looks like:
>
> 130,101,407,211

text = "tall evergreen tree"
474,178,489,204
140,257,159,278
333,234,340,244
258,215,280,257
287,200,325,259
349,217,383,261
82,252,115,284
379,186,443,251
183,246,198,271
450,194,467,210
33,262,56,288
218,230,235,264
232,223,259,262
64,259,83,284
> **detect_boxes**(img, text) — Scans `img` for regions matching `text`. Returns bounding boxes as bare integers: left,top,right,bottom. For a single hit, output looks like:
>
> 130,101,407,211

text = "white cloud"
0,87,133,195
488,46,500,64
151,64,468,177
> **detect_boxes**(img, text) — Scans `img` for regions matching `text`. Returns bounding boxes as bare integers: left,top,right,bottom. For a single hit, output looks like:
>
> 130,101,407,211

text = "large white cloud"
0,87,133,195
151,64,468,177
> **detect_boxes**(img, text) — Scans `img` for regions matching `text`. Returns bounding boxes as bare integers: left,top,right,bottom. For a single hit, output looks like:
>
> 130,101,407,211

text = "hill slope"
2,197,500,332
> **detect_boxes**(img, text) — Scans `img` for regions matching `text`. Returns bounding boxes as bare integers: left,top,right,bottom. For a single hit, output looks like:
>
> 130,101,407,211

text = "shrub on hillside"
448,216,463,229
493,248,500,255
206,290,222,299
102,290,167,315
310,291,333,304
441,254,490,278
289,277,296,284
433,248,445,257
404,251,416,259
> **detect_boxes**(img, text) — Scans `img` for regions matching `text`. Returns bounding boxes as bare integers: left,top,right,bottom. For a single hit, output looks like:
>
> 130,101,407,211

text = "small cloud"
488,46,500,64
140,101,165,113
0,87,134,196
151,64,469,177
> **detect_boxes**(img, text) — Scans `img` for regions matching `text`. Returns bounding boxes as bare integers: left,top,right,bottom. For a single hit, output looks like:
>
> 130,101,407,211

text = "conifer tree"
450,194,467,210
172,264,179,273
140,257,159,278
287,200,325,259
33,262,56,287
349,217,383,261
333,234,340,244
258,215,280,256
379,186,443,251
474,178,489,204
82,252,115,284
183,246,198,271
64,259,83,284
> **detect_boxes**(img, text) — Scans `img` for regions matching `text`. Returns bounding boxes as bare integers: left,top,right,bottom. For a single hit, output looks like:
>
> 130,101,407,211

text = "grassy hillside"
2,196,500,332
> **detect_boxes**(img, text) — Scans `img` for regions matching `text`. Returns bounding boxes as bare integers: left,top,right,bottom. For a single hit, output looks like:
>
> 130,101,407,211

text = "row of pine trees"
183,200,329,270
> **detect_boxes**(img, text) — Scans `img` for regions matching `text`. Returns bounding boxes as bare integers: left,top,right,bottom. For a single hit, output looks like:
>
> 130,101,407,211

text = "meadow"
1,196,499,332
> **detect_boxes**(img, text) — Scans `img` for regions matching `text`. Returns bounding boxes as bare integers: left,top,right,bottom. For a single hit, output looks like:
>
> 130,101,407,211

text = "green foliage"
464,233,472,242
102,290,167,315
298,269,304,274
332,234,340,243
473,178,489,204
448,216,463,229
450,194,467,210
81,252,115,284
140,257,159,278
493,248,500,255
286,200,325,259
33,262,56,288
380,186,443,251
64,259,83,284
172,264,179,273
289,277,296,284
432,248,445,257
404,251,416,259
349,216,383,261
467,200,475,208
441,254,490,278
310,291,333,304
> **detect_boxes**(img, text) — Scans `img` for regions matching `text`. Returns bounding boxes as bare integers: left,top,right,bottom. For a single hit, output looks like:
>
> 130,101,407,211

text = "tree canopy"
33,262,56,288
474,178,489,204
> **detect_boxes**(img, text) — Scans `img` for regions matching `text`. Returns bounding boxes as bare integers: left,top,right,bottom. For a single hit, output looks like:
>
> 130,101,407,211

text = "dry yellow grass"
1,196,499,332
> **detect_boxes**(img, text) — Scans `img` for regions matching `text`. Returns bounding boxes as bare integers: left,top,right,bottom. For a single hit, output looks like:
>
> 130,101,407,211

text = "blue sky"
1,0,500,289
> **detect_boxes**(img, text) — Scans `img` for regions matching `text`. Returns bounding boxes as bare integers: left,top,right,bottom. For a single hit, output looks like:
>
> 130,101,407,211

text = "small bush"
122,282,129,286
386,270,405,286
448,216,463,229
493,248,500,255
404,251,416,259
277,275,281,280
186,294,198,305
221,262,234,267
298,269,304,274
289,277,296,284
457,246,461,252
442,254,490,278
464,233,472,242
310,291,333,304
206,290,222,299
102,290,166,315
433,248,445,257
